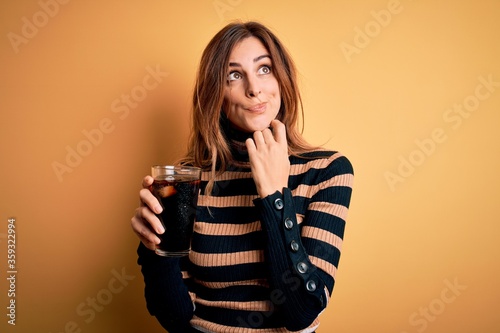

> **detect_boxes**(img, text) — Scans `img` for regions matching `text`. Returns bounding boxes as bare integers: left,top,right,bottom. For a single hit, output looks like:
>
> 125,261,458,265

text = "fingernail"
155,205,163,214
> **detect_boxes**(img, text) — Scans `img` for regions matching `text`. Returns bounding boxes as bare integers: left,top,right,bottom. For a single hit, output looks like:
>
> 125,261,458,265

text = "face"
223,36,281,133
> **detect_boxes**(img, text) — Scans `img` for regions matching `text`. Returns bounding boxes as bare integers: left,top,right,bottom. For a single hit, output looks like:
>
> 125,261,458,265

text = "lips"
247,103,267,112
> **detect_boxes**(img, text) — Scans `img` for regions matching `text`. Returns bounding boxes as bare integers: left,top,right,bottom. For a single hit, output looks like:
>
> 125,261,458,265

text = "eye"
258,65,271,75
228,71,242,81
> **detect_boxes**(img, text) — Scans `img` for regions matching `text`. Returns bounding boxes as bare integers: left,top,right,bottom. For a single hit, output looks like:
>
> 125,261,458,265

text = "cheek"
223,86,243,106
268,79,280,98
270,84,281,104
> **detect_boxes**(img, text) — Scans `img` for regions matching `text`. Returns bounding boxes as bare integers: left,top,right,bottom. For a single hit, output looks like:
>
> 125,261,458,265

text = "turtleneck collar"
220,112,252,163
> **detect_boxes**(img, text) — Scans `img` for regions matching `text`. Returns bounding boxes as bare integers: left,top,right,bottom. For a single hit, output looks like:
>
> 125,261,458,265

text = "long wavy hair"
180,21,317,193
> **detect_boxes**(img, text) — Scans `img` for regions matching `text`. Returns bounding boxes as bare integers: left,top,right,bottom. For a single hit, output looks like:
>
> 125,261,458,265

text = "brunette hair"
180,21,317,193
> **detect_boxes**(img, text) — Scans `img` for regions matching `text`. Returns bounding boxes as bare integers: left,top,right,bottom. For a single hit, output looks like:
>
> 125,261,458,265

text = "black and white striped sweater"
138,146,353,333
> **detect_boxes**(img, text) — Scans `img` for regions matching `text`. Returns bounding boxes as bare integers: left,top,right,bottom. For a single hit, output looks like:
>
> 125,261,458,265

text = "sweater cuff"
253,189,326,309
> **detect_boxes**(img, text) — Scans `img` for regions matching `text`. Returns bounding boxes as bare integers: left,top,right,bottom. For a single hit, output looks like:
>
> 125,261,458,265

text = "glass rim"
151,165,201,171
151,165,202,178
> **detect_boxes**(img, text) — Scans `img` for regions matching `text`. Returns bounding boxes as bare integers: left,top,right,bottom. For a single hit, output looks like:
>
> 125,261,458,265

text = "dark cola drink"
150,166,201,257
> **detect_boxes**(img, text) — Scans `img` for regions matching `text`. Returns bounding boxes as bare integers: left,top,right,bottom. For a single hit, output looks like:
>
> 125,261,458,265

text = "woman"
131,21,354,332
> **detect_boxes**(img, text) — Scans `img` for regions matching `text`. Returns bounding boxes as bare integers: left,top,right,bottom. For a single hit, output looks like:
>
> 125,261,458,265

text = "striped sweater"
138,148,353,333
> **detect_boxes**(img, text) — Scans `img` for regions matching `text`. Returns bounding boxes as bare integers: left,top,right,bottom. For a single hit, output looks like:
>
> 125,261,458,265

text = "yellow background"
1,0,499,332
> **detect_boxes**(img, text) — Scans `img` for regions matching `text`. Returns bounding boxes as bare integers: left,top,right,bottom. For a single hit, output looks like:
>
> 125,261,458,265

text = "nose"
246,75,261,98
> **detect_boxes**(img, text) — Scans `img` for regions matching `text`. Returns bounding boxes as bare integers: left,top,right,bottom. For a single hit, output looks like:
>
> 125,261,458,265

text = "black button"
306,280,317,292
284,218,293,230
297,262,308,274
274,198,284,210
290,240,299,252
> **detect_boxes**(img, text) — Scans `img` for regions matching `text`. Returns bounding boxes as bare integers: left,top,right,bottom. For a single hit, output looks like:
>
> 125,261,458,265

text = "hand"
246,119,290,198
131,175,165,251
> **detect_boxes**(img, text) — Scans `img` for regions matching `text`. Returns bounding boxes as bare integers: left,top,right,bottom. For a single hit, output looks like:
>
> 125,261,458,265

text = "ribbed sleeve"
254,189,324,331
137,243,195,332
253,153,353,331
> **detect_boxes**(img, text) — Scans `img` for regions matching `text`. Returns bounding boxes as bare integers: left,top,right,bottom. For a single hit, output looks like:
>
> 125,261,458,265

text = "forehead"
229,36,269,61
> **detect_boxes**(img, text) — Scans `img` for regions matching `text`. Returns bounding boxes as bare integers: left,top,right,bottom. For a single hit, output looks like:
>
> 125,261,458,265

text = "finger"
136,205,165,234
245,137,256,154
142,175,154,188
132,218,160,250
140,188,163,214
261,127,275,144
252,130,265,147
270,119,287,144
131,213,161,249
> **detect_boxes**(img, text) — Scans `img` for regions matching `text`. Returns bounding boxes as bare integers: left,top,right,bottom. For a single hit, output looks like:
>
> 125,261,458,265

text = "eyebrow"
229,54,271,67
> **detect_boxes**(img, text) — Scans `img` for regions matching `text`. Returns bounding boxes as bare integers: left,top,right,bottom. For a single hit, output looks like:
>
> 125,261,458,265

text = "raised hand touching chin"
245,119,290,198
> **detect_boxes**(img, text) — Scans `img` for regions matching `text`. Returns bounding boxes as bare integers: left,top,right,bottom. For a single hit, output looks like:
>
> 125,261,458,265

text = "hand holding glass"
150,165,201,257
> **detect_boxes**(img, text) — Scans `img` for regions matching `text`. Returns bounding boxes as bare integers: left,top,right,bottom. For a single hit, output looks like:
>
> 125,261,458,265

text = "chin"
247,126,269,133
250,120,273,132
